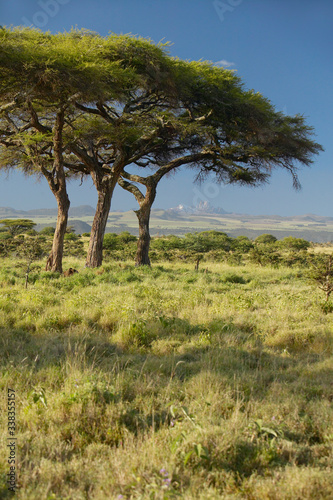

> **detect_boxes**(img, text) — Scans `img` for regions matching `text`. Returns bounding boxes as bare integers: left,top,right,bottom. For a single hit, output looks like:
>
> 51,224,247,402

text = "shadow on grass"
1,316,331,403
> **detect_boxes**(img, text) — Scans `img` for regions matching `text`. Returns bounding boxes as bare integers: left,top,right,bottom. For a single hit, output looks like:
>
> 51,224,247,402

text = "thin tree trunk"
135,184,156,266
44,108,69,273
86,158,125,268
45,193,70,272
135,205,151,266
86,182,113,268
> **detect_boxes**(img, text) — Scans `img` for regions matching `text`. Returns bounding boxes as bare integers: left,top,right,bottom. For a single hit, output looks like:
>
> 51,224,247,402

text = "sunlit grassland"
0,258,333,499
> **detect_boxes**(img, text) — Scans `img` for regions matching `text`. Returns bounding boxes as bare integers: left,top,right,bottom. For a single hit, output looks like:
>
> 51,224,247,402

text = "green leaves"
0,219,36,237
253,419,280,440
31,388,48,408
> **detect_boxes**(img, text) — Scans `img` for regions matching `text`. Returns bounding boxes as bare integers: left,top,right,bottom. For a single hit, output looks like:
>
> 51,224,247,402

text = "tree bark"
44,108,69,273
134,184,156,266
86,179,113,268
45,192,70,272
85,158,126,268
135,206,151,266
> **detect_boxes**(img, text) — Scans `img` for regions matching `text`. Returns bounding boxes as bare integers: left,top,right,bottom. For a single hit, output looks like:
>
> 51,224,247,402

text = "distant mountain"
26,208,58,216
66,220,91,234
0,207,25,217
34,219,91,234
0,205,96,218
69,205,96,217
168,201,229,215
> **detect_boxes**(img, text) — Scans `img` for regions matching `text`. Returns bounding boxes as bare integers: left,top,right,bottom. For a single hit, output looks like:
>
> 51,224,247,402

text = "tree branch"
117,175,145,204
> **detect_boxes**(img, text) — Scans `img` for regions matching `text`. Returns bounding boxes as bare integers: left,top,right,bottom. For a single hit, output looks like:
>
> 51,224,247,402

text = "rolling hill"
1,205,333,242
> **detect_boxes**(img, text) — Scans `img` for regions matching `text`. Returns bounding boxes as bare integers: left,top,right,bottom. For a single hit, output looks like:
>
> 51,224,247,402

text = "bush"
279,236,310,251
0,232,11,241
39,226,55,236
117,231,137,244
63,239,85,257
183,231,232,253
64,232,78,241
151,235,184,251
232,236,254,252
103,233,119,250
255,234,277,245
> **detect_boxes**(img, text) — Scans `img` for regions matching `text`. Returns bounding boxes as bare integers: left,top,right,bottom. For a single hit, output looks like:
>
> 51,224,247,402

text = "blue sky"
1,0,332,216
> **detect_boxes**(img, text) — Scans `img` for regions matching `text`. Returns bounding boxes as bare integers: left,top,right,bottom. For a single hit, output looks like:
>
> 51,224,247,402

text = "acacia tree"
64,56,261,267
0,219,36,237
0,99,71,272
116,59,323,265
64,37,179,268
1,28,323,271
0,27,136,271
117,153,218,266
4,31,179,268
69,54,323,267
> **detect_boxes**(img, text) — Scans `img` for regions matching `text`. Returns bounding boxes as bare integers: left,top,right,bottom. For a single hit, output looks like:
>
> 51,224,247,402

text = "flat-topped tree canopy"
0,218,36,237
0,27,170,103
116,58,323,265
0,27,176,270
0,27,323,269
167,59,323,188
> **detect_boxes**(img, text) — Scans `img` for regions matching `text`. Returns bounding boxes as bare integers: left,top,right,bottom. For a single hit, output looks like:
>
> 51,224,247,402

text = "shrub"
279,236,310,251
39,226,56,236
308,254,333,302
64,232,78,241
232,236,254,252
103,233,119,250
255,234,277,245
117,231,137,244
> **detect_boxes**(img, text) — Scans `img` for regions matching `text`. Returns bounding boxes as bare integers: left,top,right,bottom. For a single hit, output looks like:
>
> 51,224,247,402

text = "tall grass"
0,257,332,499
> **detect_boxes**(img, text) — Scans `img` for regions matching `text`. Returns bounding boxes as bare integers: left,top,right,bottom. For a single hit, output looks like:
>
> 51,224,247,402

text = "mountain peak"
169,201,228,215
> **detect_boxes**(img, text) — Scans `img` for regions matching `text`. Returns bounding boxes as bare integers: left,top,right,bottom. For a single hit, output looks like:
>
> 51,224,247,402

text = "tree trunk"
135,205,151,266
135,184,156,266
45,192,70,272
44,108,69,273
86,183,113,268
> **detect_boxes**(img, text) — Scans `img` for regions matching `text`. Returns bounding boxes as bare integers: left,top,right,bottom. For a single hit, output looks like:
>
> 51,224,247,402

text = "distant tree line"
102,231,313,268
0,219,317,268
0,27,323,271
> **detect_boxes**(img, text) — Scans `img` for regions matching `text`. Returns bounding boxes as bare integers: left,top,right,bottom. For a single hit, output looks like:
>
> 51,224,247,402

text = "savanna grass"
0,257,332,499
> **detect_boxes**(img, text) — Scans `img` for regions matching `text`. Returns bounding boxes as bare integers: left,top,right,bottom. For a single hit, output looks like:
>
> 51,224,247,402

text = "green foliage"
39,226,56,236
103,232,137,260
63,238,85,258
255,234,278,245
0,218,36,237
279,236,311,251
232,236,254,252
64,232,78,241
151,235,184,251
0,231,11,241
18,236,45,260
308,254,333,303
103,233,119,250
184,231,232,253
149,232,316,269
117,231,137,244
